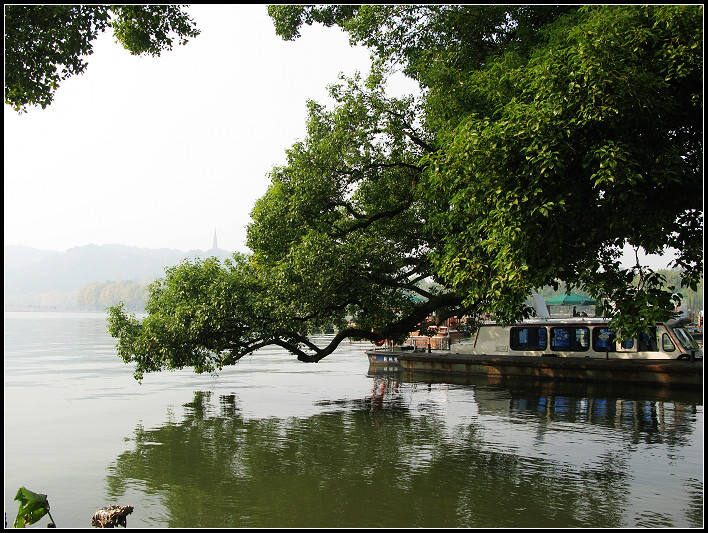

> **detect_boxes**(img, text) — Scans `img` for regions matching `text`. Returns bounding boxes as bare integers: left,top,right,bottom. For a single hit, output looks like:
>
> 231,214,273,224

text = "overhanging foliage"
4,5,199,112
105,5,701,378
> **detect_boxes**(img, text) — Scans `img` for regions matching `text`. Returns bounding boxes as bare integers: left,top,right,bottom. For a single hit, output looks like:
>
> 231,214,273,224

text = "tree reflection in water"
105,375,702,528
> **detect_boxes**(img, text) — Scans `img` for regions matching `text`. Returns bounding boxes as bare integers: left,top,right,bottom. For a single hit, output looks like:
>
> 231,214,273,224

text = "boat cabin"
451,318,701,360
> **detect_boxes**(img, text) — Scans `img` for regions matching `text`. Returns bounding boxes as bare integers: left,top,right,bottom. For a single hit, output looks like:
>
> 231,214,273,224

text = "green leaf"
14,487,50,528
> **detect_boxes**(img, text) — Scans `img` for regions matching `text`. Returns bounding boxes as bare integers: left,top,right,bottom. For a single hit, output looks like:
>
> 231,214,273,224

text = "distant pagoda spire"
211,228,218,250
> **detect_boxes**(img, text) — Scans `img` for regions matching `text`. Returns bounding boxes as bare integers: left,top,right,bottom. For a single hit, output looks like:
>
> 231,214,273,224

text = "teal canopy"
545,293,596,306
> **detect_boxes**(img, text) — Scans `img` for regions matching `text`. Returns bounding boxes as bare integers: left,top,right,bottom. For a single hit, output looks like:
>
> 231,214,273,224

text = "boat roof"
481,317,610,327
480,317,675,327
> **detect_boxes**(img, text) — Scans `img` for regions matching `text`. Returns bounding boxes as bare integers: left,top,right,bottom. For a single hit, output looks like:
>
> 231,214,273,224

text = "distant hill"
4,244,234,310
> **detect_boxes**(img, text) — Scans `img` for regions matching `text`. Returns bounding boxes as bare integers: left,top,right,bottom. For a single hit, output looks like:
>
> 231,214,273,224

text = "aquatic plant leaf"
14,487,50,528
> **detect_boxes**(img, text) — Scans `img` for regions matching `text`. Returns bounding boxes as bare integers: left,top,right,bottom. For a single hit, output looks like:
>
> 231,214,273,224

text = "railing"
404,335,450,351
360,336,453,351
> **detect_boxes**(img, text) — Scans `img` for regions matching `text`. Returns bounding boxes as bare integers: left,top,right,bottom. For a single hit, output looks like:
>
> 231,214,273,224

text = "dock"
366,351,703,388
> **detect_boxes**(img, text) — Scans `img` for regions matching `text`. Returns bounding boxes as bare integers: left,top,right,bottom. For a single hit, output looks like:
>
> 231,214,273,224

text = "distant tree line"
535,269,703,312
658,269,703,312
77,281,148,311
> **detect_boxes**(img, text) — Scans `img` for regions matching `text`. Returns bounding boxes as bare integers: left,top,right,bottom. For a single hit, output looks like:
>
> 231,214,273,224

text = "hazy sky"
4,5,415,253
3,5,679,270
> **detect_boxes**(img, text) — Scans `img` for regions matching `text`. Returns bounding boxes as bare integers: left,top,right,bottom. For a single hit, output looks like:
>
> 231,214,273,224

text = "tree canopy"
4,4,199,112
109,5,702,379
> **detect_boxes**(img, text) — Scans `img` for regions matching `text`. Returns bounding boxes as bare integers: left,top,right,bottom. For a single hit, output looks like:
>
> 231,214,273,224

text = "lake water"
4,312,703,528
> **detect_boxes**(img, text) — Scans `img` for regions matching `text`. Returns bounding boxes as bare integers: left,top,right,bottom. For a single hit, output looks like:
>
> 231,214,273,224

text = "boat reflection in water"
368,366,702,430
104,370,702,528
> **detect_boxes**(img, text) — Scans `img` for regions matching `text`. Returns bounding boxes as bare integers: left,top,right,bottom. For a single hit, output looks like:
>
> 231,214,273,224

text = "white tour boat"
451,317,702,361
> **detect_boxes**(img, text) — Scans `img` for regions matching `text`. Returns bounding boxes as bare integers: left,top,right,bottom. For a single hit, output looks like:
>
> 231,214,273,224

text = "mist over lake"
3,244,233,311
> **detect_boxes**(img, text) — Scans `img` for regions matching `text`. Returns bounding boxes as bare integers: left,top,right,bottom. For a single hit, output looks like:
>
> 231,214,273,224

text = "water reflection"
105,374,702,528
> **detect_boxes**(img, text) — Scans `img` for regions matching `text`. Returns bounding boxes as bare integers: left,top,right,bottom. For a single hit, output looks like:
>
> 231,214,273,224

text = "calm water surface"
4,312,703,528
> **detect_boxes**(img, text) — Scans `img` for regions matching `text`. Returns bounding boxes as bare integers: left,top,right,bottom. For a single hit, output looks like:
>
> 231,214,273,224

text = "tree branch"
332,196,414,238
332,160,423,180
278,292,466,362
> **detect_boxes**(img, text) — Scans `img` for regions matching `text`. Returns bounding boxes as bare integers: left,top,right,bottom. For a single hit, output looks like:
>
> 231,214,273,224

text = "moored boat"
452,317,701,360
366,317,702,387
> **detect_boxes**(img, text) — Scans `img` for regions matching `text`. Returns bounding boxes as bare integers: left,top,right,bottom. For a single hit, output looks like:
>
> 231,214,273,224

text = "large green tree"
4,4,199,112
109,5,702,379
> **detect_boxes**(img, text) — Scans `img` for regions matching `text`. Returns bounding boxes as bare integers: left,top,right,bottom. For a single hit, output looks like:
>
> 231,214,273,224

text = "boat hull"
368,351,702,388
367,351,403,366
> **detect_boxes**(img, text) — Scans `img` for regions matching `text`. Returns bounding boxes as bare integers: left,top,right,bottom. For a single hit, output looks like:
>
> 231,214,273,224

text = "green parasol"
545,293,596,306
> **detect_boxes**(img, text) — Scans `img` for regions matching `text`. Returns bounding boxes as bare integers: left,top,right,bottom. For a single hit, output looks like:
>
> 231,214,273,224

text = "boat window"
662,333,676,352
576,328,590,350
638,328,658,351
510,327,547,351
620,338,635,349
551,328,571,349
672,327,699,350
593,327,616,352
551,327,589,351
